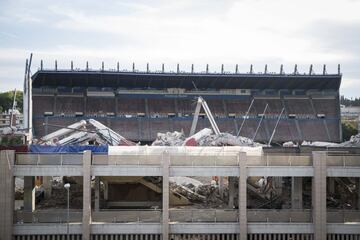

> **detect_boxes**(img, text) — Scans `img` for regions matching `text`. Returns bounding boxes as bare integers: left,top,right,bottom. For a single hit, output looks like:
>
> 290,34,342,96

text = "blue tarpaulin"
29,145,108,153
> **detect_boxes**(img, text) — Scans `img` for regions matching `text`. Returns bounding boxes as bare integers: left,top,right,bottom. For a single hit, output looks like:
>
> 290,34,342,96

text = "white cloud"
0,0,359,96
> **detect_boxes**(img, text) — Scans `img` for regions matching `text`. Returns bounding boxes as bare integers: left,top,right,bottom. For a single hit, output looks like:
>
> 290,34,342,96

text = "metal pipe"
237,98,254,137
268,107,285,146
252,103,268,142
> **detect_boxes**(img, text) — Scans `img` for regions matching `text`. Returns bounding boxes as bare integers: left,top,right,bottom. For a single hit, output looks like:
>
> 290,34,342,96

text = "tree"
342,122,357,141
0,91,23,113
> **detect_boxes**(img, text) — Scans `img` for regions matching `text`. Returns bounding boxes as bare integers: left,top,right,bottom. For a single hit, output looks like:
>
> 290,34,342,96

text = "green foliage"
0,136,24,145
340,95,360,107
342,121,358,141
0,91,23,113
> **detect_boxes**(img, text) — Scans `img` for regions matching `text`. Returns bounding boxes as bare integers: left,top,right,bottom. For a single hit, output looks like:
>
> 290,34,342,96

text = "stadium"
31,63,342,143
1,60,360,240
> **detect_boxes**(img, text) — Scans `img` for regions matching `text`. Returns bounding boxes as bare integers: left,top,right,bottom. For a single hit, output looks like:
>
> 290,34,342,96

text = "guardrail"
14,210,360,224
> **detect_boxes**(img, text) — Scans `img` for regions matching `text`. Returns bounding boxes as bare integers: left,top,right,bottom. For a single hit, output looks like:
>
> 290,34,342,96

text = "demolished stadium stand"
29,62,342,144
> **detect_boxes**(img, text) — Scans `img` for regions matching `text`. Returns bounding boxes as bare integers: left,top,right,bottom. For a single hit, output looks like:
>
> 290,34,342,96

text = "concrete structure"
1,147,360,240
30,65,342,143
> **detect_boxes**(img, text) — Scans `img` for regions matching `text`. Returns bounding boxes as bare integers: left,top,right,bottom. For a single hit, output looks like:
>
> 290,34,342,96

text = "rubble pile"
197,132,259,147
152,131,185,146
341,133,360,147
152,128,260,147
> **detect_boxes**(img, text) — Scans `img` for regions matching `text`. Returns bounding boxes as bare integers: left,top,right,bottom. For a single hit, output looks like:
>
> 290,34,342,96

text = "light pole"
64,183,71,240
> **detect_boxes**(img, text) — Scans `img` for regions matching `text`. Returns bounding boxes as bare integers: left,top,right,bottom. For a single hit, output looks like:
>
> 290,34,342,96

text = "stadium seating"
86,97,115,116
55,97,84,115
311,98,338,117
33,96,55,116
147,98,176,116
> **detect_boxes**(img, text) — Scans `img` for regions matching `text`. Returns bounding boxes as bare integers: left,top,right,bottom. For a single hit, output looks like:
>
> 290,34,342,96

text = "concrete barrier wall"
16,154,83,165
15,210,83,223
327,155,360,166
92,210,161,223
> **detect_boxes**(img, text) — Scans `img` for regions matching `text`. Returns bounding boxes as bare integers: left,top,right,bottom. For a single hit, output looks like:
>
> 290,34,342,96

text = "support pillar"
0,150,15,240
104,181,109,201
228,177,235,208
219,177,224,199
328,177,335,195
357,178,360,210
95,177,100,211
24,176,35,211
312,151,327,240
82,151,92,240
238,152,247,240
43,176,52,199
162,151,170,240
291,177,303,209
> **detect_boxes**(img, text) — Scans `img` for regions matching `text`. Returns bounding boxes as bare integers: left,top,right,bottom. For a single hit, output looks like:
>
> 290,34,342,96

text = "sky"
0,0,359,97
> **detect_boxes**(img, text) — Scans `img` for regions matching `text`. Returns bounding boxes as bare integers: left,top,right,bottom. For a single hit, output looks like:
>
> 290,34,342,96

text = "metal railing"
14,209,360,224
14,210,83,223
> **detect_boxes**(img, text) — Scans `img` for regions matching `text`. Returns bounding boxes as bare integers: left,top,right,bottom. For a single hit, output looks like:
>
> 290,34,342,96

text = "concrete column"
238,152,247,240
95,177,100,211
104,181,109,201
0,150,15,240
328,177,335,195
219,177,224,199
291,177,303,209
82,151,92,240
228,177,235,208
24,176,35,211
43,176,52,199
357,178,360,210
312,151,327,240
162,151,170,240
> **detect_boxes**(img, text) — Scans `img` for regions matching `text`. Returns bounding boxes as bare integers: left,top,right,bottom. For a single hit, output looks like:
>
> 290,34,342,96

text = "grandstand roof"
32,70,342,90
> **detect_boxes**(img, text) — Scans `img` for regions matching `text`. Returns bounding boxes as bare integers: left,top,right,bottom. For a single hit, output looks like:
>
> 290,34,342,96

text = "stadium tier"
31,69,342,143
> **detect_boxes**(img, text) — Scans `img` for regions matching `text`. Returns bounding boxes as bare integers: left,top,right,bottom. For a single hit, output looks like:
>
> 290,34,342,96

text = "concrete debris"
152,128,260,147
341,133,360,147
170,177,203,188
196,132,260,147
37,119,135,146
282,141,298,147
301,141,341,147
152,131,185,146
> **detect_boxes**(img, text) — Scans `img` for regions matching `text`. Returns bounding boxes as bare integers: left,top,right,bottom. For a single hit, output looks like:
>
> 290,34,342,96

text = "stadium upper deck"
32,68,341,90
30,64,342,143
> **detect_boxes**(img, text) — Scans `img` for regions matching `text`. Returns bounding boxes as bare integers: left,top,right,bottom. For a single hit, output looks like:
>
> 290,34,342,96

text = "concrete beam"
13,223,82,235
82,151,92,240
247,166,314,177
91,223,161,234
14,165,83,176
0,150,15,240
162,151,170,240
327,167,360,177
312,152,327,240
170,166,239,176
92,165,162,176
13,223,360,235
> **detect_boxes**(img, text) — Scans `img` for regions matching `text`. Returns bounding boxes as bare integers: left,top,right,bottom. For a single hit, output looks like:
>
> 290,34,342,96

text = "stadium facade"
30,63,342,143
